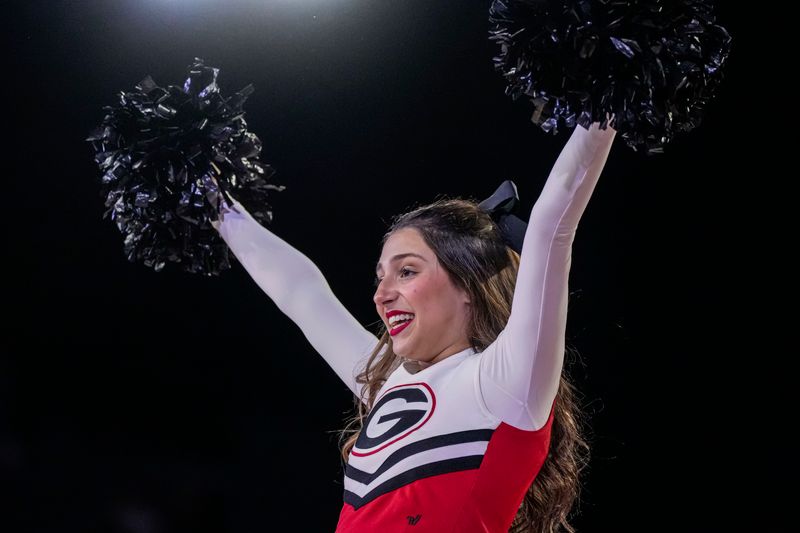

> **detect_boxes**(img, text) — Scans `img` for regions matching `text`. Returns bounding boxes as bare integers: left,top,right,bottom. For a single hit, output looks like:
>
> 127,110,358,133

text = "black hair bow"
478,180,528,254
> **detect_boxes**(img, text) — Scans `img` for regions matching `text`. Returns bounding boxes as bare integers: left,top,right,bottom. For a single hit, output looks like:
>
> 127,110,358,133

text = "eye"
399,267,415,278
373,267,415,287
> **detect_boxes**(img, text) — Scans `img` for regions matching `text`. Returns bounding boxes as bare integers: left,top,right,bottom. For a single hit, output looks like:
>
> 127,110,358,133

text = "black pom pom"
87,58,284,275
489,0,732,153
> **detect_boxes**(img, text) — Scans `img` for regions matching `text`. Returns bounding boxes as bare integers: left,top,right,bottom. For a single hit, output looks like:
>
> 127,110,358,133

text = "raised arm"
478,123,616,430
214,200,380,399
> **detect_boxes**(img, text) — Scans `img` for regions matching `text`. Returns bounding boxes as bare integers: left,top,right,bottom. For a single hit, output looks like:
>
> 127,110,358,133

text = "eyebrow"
375,253,428,274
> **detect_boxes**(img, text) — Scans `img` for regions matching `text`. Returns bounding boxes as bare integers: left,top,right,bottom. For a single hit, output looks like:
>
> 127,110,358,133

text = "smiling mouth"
389,318,414,336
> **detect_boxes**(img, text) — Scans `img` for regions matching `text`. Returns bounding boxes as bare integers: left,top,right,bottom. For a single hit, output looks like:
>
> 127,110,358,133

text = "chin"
391,343,408,358
391,340,417,360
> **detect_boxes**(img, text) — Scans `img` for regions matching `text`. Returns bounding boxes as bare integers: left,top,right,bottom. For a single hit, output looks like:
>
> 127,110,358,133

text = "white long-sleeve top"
215,123,614,430
215,124,615,531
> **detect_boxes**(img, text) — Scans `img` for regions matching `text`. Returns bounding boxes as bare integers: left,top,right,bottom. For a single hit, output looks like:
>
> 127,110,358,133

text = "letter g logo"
352,383,436,456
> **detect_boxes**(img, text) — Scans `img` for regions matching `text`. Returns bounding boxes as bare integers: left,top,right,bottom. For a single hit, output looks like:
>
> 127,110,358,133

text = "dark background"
3,1,787,532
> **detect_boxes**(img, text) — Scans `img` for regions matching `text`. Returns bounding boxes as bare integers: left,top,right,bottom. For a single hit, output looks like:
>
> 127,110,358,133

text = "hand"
206,162,239,230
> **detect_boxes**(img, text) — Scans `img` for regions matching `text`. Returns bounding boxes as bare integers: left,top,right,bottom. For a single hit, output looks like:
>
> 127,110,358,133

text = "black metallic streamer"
87,58,284,275
489,0,732,153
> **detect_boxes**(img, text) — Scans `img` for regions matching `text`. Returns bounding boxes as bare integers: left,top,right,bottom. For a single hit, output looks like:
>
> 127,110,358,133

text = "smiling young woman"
374,227,473,369
214,123,616,532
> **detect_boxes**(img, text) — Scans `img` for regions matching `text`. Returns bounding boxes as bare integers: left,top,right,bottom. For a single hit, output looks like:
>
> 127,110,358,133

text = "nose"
372,277,396,308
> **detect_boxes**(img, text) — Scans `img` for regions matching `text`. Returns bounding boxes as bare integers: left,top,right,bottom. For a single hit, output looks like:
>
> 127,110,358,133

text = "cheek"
410,280,432,305
414,281,449,319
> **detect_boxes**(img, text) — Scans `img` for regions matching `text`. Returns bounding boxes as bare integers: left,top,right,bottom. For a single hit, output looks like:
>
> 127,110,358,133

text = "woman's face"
374,227,472,365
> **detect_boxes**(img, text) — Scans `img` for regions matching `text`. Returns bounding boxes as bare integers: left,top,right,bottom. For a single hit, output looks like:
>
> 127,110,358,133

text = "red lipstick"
390,319,413,336
386,310,415,337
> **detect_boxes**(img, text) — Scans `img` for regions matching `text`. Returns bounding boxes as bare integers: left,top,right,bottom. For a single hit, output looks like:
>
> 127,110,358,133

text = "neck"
416,341,473,368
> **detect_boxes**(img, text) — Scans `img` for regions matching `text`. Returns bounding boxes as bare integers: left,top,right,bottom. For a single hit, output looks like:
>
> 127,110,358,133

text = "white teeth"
388,313,415,326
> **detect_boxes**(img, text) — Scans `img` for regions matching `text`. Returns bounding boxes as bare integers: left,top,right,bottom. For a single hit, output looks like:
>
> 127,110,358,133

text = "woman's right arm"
214,199,380,399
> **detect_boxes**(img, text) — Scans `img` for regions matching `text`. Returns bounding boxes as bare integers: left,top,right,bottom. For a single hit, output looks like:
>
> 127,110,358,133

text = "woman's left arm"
478,123,616,430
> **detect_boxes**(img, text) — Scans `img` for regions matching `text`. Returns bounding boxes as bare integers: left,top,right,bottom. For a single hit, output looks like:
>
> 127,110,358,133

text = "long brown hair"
338,197,591,532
